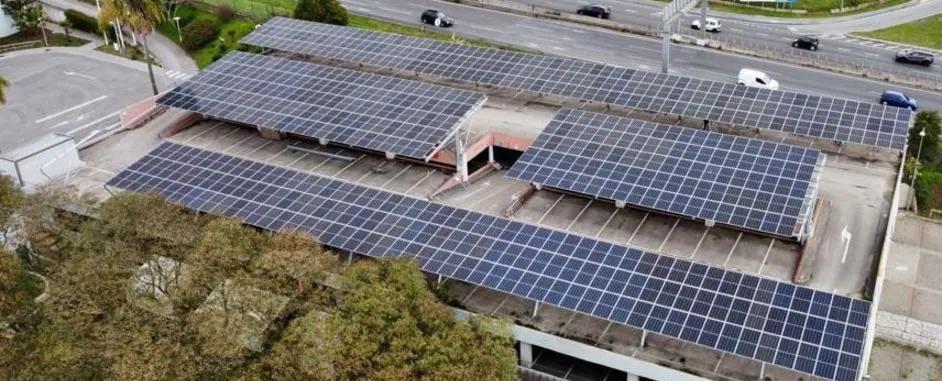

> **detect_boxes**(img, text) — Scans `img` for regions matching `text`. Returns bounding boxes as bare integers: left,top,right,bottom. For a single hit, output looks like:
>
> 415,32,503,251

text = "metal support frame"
425,99,484,183
640,330,648,347
532,301,540,318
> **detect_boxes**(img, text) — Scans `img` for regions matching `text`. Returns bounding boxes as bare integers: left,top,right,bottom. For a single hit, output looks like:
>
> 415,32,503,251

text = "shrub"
293,0,348,26
182,19,220,51
215,5,236,21
915,168,942,215
64,9,99,34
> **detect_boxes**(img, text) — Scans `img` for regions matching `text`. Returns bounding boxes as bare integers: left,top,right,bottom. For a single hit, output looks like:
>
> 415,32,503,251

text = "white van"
737,68,779,91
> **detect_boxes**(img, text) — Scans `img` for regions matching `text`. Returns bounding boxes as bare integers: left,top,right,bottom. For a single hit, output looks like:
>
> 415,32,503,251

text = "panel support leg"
488,144,495,164
759,362,766,380
346,252,354,266
532,301,540,318
626,374,640,381
456,120,470,182
641,330,648,348
519,342,534,368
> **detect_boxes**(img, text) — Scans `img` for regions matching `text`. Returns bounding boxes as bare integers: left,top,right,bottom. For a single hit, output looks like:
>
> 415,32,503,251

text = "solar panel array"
507,109,823,239
241,17,910,150
108,142,870,381
157,51,486,159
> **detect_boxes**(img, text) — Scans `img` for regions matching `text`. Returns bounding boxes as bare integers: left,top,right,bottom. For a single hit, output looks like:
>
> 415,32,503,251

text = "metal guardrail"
0,40,42,54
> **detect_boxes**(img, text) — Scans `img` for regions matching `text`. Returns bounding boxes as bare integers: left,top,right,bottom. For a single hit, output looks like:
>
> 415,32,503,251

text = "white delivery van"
737,68,779,90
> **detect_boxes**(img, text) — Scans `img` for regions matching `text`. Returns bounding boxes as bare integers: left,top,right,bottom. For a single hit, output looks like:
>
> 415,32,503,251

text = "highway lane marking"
622,8,637,13
35,95,107,123
66,111,120,135
376,5,409,16
756,32,770,38
837,47,851,52
467,24,502,34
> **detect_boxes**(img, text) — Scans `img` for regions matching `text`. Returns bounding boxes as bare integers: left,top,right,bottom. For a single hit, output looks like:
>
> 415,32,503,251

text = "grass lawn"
857,15,942,50
0,29,88,49
157,5,257,68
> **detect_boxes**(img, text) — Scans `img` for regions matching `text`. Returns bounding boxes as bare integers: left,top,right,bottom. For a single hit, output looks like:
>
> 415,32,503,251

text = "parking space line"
286,152,310,168
246,141,273,156
307,155,335,172
537,194,565,224
66,111,120,135
595,209,619,237
380,164,413,188
332,155,365,177
184,121,226,143
35,95,107,123
565,200,593,230
491,294,510,315
461,285,480,305
627,212,649,245
723,232,743,267
596,321,613,344
266,147,290,161
757,239,776,275
404,170,437,194
222,133,256,153
689,228,710,259
657,219,680,252
209,125,241,143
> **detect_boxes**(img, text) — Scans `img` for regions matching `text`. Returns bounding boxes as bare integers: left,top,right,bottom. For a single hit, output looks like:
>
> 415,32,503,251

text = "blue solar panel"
107,142,870,381
240,17,911,150
507,109,822,239
158,51,486,159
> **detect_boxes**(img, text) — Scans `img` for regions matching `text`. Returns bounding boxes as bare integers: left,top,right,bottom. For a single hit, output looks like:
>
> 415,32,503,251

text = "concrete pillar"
258,127,283,140
626,374,640,381
519,342,533,368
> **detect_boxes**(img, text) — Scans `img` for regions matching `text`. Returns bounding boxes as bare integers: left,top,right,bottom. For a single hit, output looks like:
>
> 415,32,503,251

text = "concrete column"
258,127,283,140
519,342,533,368
626,374,640,381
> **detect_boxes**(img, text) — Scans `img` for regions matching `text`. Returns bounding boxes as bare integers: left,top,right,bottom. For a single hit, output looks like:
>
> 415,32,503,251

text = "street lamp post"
910,129,927,210
174,16,182,42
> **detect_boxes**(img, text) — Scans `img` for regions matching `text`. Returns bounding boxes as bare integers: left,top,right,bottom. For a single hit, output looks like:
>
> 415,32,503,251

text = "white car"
737,68,779,91
691,18,721,32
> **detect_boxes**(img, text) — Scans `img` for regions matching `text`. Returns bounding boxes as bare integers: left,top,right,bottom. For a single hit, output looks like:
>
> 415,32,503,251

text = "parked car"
791,36,819,51
895,48,934,66
737,68,779,90
421,9,454,27
576,4,612,19
880,90,917,110
691,18,721,32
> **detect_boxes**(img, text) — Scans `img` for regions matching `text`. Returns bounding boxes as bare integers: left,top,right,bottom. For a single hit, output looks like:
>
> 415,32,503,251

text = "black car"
791,36,818,51
421,9,454,27
896,49,934,66
576,5,612,19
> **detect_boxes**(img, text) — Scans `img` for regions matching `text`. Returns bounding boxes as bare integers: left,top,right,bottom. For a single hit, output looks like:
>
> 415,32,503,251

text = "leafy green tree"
324,259,517,381
292,0,349,26
909,111,942,167
1,0,45,34
253,231,338,296
100,0,163,95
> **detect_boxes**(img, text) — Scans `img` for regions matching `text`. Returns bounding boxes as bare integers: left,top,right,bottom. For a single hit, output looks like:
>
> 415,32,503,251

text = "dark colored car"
880,90,917,110
895,49,934,66
791,36,819,51
421,9,454,27
576,5,612,19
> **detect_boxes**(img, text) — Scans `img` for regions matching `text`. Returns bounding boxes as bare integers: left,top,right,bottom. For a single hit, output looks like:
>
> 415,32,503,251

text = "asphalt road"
344,0,942,110
469,0,942,81
0,50,162,152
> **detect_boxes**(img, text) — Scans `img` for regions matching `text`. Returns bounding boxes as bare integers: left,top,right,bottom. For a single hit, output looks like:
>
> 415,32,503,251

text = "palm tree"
0,75,8,105
100,0,163,96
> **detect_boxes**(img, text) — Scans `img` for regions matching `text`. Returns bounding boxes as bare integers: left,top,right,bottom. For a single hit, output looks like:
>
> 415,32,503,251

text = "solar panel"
107,142,870,381
157,51,486,159
507,109,823,239
241,17,911,150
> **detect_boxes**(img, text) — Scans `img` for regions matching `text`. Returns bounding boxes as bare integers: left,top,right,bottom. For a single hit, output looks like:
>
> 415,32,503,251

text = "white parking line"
757,239,776,275
66,111,120,135
35,95,107,123
537,194,565,224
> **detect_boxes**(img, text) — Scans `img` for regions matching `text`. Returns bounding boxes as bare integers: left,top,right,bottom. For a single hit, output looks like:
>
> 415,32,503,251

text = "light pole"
910,128,927,210
173,16,182,42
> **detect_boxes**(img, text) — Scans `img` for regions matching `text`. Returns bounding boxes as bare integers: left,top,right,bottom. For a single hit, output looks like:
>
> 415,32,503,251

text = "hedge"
182,19,220,51
915,167,942,215
64,9,99,35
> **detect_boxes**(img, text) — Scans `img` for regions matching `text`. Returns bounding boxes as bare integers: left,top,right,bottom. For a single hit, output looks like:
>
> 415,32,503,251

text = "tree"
100,0,163,95
292,0,349,26
0,75,8,105
0,175,23,245
253,231,338,296
321,259,517,381
1,0,45,34
909,111,942,167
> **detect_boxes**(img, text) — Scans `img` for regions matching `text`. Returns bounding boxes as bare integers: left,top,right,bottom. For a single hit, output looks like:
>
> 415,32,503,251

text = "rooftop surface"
67,85,900,380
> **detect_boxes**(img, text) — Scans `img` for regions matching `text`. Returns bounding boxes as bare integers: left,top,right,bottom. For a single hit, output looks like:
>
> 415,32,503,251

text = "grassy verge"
156,5,256,68
856,15,942,50
0,29,88,48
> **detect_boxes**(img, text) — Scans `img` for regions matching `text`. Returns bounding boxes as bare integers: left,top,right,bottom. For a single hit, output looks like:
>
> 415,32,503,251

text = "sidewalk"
40,0,197,74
